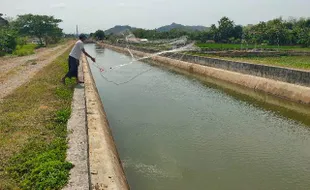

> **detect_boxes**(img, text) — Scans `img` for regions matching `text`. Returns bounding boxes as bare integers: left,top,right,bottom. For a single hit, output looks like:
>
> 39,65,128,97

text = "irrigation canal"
85,44,310,190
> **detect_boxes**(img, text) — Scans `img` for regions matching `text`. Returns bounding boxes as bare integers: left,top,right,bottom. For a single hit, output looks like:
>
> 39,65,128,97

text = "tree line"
0,14,63,55
129,17,310,47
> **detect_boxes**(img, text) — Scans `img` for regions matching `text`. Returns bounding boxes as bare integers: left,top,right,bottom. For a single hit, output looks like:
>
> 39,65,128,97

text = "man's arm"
82,48,96,62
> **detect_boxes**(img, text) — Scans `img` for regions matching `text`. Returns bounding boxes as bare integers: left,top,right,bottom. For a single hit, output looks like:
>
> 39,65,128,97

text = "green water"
85,44,310,190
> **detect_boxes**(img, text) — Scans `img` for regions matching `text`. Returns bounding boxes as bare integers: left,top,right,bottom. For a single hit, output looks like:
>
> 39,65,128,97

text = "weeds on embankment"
12,44,38,56
0,48,76,189
212,55,310,70
221,56,310,70
196,43,310,52
193,43,310,70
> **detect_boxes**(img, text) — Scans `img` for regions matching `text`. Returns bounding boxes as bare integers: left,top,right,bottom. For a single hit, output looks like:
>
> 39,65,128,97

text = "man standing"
62,34,96,84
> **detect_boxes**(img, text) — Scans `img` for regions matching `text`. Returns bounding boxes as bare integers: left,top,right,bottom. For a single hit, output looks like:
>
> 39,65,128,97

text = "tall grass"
13,44,38,56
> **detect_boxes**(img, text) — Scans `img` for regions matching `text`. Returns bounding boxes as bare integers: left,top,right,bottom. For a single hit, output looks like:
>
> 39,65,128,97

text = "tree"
132,28,147,38
218,17,235,42
94,30,105,40
0,14,17,55
232,25,243,40
246,22,268,45
13,14,63,45
0,28,17,55
209,24,219,41
0,13,9,27
293,18,310,47
265,18,288,46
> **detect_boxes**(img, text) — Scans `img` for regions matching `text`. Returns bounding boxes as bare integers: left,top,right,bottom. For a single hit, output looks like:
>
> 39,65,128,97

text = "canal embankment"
81,55,129,189
84,44,310,190
99,43,310,105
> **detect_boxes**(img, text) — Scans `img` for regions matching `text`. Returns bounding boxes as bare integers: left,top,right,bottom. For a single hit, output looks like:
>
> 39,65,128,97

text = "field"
191,52,310,70
192,43,310,70
219,56,310,70
196,43,310,52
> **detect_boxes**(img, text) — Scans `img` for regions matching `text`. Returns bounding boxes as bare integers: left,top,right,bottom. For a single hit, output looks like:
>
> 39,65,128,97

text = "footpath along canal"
85,44,310,190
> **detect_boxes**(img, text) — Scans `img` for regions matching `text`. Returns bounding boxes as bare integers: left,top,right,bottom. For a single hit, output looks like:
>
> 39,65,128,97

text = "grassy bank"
219,56,310,70
193,54,310,70
196,43,310,52
0,48,75,189
188,50,310,70
120,42,310,70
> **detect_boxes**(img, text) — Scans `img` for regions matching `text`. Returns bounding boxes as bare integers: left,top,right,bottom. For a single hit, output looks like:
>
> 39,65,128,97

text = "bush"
12,44,37,56
55,109,71,124
16,37,28,46
0,28,17,55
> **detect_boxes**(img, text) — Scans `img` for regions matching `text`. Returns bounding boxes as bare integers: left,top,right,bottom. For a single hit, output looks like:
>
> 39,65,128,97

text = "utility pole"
76,25,79,38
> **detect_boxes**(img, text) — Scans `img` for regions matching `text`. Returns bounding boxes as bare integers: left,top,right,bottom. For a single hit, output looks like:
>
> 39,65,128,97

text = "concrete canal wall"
100,43,310,105
82,55,130,190
109,44,310,87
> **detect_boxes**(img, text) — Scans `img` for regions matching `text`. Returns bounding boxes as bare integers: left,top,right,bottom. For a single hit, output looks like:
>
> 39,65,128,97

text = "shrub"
8,139,73,190
0,28,17,55
12,44,37,56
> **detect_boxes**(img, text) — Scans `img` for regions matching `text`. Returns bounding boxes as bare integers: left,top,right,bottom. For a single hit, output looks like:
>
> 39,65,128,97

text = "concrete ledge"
108,43,310,87
174,54,310,87
82,55,129,190
64,60,89,190
101,44,310,105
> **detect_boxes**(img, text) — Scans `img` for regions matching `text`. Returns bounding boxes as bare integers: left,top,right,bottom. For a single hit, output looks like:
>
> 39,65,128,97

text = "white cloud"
50,3,66,9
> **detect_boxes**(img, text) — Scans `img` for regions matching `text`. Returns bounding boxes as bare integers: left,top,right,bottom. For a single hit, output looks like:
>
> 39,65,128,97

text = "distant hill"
105,23,209,35
105,25,137,35
156,23,209,32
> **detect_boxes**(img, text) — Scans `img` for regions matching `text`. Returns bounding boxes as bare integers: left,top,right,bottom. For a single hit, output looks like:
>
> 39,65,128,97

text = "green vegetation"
12,44,37,56
196,43,310,51
108,16,310,50
93,30,106,40
216,56,310,70
189,51,310,70
104,16,310,70
0,28,17,55
0,49,75,189
13,14,63,46
0,13,63,56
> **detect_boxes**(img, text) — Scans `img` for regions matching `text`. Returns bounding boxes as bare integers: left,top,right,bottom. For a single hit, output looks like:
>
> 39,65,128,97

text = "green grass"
190,52,310,70
47,39,68,48
220,56,310,70
196,43,310,52
13,44,38,56
0,47,76,189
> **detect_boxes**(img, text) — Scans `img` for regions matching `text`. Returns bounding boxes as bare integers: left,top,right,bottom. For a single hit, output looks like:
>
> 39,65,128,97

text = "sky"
1,0,310,33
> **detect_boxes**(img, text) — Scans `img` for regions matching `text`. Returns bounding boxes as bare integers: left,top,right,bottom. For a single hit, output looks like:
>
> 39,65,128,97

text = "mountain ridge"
104,23,209,34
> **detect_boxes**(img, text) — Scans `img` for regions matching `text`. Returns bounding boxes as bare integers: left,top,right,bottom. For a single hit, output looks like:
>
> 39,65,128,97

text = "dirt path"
0,41,74,101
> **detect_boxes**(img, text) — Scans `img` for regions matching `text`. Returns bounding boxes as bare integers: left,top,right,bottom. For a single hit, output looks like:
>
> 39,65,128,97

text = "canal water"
85,44,310,190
